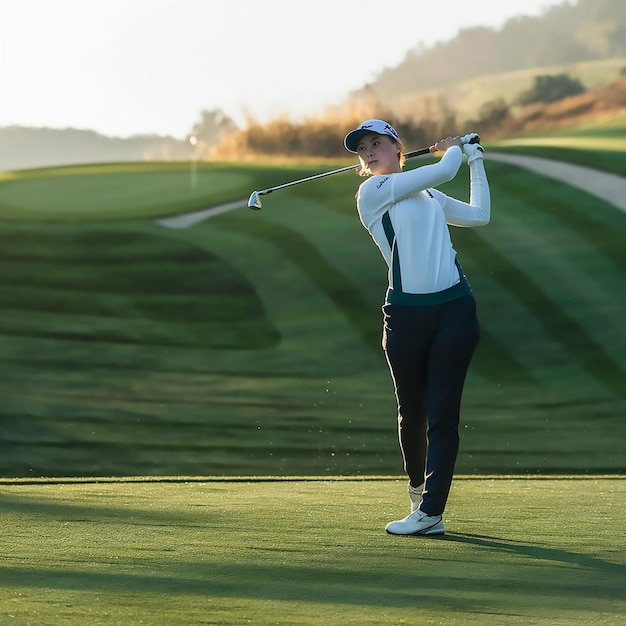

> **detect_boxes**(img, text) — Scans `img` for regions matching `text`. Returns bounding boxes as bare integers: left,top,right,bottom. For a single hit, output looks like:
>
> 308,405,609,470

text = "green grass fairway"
0,161,266,221
0,130,625,625
0,144,625,477
491,112,626,175
1,477,624,625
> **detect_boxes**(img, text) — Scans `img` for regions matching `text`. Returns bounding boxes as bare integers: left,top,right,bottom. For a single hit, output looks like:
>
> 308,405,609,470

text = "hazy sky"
1,0,567,138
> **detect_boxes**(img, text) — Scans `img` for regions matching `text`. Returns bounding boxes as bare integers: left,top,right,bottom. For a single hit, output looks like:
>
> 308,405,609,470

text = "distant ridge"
0,125,189,171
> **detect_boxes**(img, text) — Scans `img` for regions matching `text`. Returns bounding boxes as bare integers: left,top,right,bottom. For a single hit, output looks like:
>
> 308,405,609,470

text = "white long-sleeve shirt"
356,145,490,296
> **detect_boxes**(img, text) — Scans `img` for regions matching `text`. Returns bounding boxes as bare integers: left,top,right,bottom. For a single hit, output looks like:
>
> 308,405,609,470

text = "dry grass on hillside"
209,76,626,160
499,77,626,135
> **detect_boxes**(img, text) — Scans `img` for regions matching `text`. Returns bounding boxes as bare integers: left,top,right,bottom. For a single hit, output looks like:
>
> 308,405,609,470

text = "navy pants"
382,293,480,516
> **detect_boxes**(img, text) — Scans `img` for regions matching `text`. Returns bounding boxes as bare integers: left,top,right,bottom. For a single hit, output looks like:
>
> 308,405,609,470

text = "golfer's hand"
433,136,463,153
461,133,485,164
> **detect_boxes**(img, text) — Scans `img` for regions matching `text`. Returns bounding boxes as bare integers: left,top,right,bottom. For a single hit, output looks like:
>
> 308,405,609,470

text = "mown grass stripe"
458,261,568,373
487,201,626,369
474,162,626,369
493,163,626,272
219,217,382,352
459,228,625,397
223,211,535,384
471,327,534,384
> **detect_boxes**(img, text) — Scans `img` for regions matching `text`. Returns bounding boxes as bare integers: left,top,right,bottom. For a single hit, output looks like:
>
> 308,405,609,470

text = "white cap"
344,119,401,153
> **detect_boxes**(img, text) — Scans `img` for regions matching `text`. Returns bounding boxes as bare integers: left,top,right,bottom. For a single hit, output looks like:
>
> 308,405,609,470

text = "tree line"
359,0,626,104
203,70,626,160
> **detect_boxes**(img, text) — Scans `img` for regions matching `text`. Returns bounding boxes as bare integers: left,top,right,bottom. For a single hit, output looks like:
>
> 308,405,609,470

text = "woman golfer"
343,120,490,535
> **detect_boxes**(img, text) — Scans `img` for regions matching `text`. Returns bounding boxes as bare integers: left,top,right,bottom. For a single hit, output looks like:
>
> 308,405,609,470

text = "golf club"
247,134,480,210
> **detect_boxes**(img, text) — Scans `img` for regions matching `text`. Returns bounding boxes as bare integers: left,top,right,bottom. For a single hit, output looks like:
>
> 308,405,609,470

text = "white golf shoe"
408,482,424,513
385,508,445,536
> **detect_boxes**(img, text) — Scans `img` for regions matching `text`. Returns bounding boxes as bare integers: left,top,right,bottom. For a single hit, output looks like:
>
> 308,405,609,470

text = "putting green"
0,162,251,220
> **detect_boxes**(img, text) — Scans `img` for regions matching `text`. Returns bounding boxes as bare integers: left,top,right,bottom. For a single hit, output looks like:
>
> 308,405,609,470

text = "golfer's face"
356,134,400,175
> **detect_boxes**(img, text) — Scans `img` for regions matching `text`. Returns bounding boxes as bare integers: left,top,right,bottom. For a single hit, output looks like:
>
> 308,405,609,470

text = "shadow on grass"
2,496,624,614
0,493,226,528
445,532,625,575
0,551,622,613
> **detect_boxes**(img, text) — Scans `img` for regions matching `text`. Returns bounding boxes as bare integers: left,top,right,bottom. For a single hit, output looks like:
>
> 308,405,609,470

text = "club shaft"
259,163,360,196
247,136,481,209
258,146,433,196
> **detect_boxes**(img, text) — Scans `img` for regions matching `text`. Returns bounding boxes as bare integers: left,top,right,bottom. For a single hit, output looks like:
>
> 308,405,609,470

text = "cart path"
155,199,247,229
487,153,626,212
156,154,626,229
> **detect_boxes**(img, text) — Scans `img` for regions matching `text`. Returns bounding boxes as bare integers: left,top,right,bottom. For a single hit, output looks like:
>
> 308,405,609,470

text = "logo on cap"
384,124,399,139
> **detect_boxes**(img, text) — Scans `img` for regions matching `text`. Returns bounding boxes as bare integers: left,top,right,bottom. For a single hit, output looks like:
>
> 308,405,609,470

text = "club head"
248,191,262,210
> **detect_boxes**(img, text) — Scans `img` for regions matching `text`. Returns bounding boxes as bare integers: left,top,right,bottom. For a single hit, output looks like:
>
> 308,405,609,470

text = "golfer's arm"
392,147,462,202
435,159,491,227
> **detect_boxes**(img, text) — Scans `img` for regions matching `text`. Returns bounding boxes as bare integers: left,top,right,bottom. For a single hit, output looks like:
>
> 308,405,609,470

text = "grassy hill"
356,0,626,115
0,131,624,478
490,109,626,174
394,57,626,126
